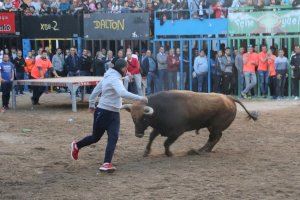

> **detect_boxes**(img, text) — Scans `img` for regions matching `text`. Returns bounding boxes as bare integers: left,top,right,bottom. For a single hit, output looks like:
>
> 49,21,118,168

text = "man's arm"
89,81,102,108
111,79,145,101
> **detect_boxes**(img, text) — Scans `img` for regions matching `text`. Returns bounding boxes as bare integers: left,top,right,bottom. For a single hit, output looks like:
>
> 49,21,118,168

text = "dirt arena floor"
0,93,299,200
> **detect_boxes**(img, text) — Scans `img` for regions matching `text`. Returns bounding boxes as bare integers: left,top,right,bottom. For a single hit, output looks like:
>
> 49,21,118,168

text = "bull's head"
121,103,154,138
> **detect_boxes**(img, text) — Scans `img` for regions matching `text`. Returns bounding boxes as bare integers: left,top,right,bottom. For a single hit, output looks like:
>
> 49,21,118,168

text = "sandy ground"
0,93,299,200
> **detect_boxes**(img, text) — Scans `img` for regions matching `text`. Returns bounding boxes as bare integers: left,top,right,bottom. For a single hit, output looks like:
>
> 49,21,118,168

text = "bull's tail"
228,96,258,121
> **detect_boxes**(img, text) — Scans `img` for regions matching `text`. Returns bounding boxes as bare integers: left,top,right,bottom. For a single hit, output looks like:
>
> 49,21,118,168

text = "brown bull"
122,90,258,157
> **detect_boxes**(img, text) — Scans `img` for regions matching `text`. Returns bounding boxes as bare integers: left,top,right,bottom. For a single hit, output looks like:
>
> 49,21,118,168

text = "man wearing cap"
71,59,148,172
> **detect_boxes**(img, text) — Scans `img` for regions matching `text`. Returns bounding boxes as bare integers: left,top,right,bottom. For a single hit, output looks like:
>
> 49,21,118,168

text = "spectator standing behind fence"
167,48,180,90
79,49,93,76
124,52,143,96
267,49,277,99
25,51,35,79
52,48,65,77
241,46,258,99
235,47,245,92
0,54,14,112
156,47,168,91
258,45,268,98
112,50,124,66
275,49,288,99
290,46,300,99
65,48,80,77
221,47,234,95
93,51,106,76
30,50,60,105
211,51,222,93
193,50,208,93
105,50,114,71
142,50,159,95
13,50,26,95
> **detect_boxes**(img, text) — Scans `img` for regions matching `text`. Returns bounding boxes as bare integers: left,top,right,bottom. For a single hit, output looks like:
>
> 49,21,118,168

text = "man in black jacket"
65,47,80,77
291,46,300,98
13,50,26,95
79,49,93,76
142,50,159,95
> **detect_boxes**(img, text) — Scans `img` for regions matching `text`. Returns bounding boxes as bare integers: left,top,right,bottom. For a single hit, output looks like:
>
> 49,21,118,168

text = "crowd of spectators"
0,0,298,18
1,44,299,102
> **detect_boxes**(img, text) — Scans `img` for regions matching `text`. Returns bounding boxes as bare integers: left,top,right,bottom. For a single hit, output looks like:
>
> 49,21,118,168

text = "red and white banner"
0,12,16,34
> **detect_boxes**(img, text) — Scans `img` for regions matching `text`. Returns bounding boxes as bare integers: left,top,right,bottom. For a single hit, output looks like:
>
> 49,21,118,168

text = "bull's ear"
121,104,132,112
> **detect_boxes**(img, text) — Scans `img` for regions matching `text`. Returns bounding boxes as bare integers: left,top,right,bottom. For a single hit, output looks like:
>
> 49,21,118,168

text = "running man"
71,59,147,172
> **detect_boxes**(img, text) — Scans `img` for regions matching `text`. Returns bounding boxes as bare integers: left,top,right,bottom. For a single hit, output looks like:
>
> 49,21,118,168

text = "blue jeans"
276,73,286,97
158,69,168,91
146,72,158,95
168,71,177,90
242,72,257,94
258,70,269,95
76,108,120,163
197,73,208,92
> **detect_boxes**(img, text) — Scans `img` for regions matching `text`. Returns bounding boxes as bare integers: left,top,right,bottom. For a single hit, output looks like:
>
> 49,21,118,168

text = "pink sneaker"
99,163,116,172
70,141,79,160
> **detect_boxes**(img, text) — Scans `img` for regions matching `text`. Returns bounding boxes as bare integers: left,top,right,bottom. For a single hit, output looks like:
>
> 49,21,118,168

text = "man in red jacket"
124,52,143,96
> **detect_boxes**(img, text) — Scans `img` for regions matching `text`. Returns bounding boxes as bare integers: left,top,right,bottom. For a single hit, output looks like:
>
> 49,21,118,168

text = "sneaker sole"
99,168,116,173
70,142,77,160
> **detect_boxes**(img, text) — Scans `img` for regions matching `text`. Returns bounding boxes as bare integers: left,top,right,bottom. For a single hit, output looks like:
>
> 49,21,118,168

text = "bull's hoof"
187,149,200,155
143,150,150,157
165,150,173,157
198,147,212,153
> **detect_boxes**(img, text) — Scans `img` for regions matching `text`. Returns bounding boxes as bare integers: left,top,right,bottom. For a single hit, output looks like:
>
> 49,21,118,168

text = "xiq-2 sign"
84,13,149,40
22,15,80,38
40,21,59,31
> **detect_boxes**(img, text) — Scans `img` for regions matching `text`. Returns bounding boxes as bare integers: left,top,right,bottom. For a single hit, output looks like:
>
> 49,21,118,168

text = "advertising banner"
228,10,300,34
84,12,149,40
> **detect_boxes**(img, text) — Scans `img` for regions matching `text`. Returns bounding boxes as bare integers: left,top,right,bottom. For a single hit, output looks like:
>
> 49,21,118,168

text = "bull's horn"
144,106,154,115
121,104,132,112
